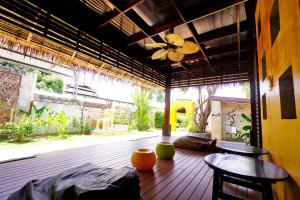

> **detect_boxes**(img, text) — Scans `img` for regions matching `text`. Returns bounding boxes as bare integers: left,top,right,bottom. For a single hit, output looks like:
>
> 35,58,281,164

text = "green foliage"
53,111,69,137
2,115,42,141
154,111,164,128
44,107,55,134
132,89,151,131
188,123,199,133
0,100,4,110
241,113,251,122
0,61,34,73
235,113,252,141
113,113,130,125
32,104,47,118
176,115,188,128
82,120,91,135
36,71,64,94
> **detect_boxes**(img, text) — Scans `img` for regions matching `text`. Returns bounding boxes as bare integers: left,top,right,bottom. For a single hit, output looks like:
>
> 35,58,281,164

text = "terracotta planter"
131,149,156,171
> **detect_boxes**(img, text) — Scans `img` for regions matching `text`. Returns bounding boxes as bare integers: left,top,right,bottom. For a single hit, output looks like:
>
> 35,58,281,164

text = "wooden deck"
0,136,261,200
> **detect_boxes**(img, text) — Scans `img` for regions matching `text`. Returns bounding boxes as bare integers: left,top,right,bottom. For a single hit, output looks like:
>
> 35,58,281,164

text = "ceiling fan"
145,33,199,62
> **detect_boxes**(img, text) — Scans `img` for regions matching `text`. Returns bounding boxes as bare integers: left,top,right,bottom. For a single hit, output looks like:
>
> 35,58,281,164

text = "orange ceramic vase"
131,149,156,171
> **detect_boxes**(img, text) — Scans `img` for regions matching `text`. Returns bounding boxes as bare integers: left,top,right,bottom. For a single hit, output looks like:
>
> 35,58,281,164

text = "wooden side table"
204,153,289,200
216,141,269,158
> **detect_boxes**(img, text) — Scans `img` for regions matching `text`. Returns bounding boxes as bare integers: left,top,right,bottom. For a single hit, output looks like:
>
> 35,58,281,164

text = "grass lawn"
0,129,160,162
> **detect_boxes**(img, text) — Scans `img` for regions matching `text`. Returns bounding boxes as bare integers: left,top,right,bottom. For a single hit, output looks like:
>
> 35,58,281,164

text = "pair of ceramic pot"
131,142,175,171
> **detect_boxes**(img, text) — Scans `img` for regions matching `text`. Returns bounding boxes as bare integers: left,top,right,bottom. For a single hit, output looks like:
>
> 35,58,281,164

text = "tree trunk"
197,86,217,133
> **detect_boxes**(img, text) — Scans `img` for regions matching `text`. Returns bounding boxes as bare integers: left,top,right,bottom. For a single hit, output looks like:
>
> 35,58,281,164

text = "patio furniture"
204,153,289,200
173,136,218,152
216,141,269,158
155,142,175,160
131,149,156,171
8,163,141,200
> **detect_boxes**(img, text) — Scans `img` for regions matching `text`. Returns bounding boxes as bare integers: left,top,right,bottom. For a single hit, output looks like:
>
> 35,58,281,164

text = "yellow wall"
256,0,300,199
170,100,195,131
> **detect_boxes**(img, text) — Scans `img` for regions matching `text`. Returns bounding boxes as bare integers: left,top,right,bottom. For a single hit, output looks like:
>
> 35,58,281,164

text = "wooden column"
249,48,262,147
163,73,171,136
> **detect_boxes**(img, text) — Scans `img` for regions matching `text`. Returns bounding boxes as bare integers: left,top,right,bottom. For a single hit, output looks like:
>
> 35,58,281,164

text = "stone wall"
210,100,251,140
17,72,36,112
34,94,83,118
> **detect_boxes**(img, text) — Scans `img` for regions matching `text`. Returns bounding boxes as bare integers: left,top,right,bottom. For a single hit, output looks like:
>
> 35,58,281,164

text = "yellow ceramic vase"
131,149,156,171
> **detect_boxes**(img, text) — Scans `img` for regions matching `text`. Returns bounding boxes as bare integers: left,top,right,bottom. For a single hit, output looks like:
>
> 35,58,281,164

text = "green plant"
36,71,64,94
82,120,91,135
44,107,55,134
53,111,69,138
176,115,188,128
12,115,40,141
132,89,151,131
154,111,164,128
188,123,199,133
235,113,251,140
32,104,47,118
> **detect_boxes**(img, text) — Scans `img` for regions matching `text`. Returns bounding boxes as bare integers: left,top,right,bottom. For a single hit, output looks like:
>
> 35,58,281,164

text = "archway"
170,100,195,131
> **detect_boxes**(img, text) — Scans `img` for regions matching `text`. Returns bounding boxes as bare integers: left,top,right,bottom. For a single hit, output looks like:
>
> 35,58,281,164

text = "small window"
270,0,280,46
279,66,297,119
262,93,267,119
257,12,261,38
262,52,267,80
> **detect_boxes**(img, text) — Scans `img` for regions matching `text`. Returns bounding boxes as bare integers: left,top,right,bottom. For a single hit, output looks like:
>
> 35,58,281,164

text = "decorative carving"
0,69,21,123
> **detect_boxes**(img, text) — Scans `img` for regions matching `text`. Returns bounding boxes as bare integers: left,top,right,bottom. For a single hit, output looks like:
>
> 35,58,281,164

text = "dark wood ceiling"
0,0,257,88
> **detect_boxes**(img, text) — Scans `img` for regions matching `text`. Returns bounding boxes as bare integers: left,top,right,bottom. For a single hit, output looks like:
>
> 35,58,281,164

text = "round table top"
204,153,289,182
216,141,269,157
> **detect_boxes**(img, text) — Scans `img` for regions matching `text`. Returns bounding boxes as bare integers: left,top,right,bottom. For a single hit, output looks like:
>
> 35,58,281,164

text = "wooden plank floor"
0,136,261,200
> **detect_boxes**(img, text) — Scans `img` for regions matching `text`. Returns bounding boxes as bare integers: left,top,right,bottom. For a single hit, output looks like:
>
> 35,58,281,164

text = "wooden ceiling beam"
98,0,145,28
127,19,182,45
127,0,248,46
206,40,255,57
170,0,210,68
197,21,254,43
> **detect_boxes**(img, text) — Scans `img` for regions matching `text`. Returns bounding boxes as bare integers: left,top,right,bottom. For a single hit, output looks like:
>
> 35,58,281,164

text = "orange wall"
256,0,300,199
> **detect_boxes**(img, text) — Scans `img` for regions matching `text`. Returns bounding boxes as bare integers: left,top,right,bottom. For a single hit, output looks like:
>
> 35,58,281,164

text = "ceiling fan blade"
167,51,184,62
165,34,184,46
176,41,200,54
145,43,167,48
151,49,168,60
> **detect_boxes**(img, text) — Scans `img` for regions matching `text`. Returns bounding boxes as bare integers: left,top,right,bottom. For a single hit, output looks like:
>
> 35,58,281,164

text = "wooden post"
163,73,171,136
249,48,262,147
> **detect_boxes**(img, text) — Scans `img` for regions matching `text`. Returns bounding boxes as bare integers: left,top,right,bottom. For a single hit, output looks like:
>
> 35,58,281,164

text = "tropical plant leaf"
18,109,30,116
241,113,251,122
240,132,250,139
243,125,251,131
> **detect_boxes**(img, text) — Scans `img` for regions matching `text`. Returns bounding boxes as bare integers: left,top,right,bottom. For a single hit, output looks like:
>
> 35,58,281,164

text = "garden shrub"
154,111,164,128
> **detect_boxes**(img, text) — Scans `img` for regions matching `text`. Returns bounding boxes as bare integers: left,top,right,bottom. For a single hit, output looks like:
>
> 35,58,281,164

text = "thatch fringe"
0,30,161,90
